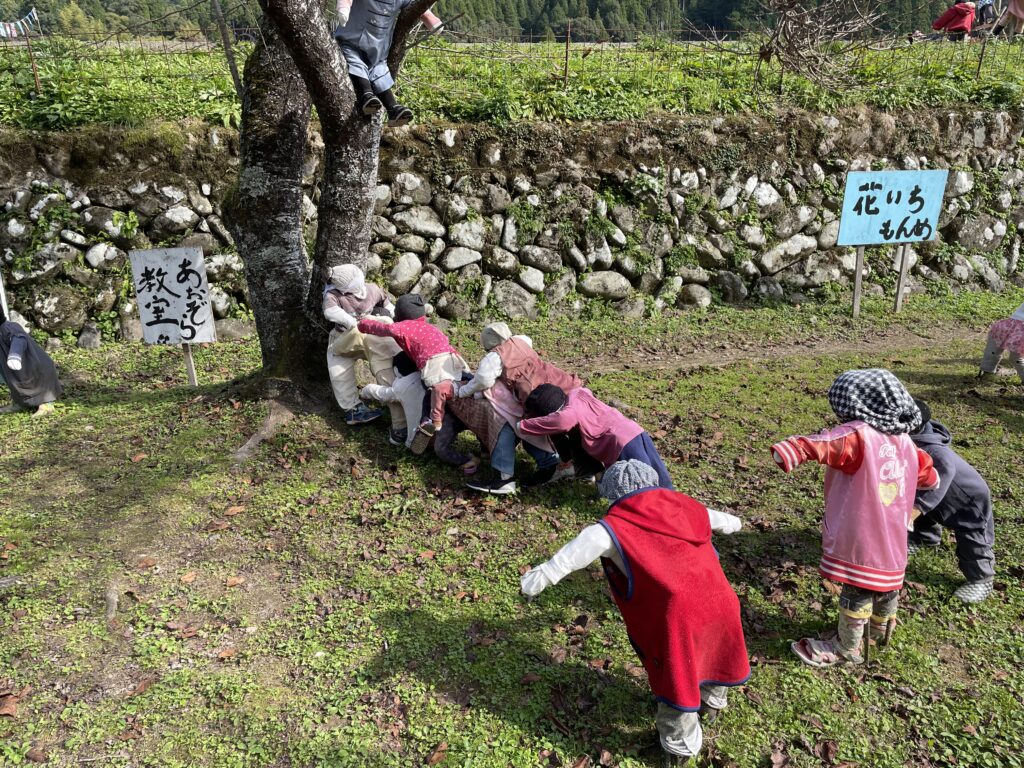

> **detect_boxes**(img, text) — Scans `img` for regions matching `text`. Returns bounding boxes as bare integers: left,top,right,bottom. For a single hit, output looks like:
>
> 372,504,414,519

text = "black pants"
910,511,995,582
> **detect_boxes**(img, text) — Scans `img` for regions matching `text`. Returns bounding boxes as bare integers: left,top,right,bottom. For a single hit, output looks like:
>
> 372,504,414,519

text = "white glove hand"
336,5,350,25
7,355,22,372
709,509,743,535
520,566,552,597
359,385,377,400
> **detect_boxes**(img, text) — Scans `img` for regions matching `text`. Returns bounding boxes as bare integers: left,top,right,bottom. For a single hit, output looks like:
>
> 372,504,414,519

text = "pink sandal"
791,637,859,667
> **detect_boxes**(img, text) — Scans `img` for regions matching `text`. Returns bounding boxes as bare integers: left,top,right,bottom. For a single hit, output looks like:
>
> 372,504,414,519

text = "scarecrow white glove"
708,508,743,535
520,566,553,597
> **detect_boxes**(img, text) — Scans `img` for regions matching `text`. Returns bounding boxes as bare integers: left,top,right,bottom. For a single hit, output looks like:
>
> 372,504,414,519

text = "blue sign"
837,170,949,247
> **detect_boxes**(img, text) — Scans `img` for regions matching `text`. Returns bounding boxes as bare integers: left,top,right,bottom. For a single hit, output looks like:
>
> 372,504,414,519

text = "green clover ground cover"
0,291,1022,767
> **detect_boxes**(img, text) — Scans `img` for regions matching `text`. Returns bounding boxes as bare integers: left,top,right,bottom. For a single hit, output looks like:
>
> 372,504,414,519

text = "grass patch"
1,293,1022,766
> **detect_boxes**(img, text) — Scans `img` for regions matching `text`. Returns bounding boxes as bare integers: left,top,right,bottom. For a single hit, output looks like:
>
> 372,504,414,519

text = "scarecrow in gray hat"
521,460,748,766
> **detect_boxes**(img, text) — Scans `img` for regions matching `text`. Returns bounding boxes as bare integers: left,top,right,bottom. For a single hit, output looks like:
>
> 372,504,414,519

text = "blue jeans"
491,424,558,476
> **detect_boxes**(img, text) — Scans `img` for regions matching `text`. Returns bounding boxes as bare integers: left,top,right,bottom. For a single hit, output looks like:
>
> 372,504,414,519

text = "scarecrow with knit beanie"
321,264,403,431
521,460,749,767
358,293,468,454
771,369,940,667
518,383,675,489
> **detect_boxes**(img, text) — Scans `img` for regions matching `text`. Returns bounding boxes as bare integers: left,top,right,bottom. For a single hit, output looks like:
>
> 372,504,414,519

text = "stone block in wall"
10,241,80,284
755,277,785,302
517,266,545,293
578,271,631,300
373,184,392,215
393,206,445,238
149,205,200,240
412,271,442,301
178,232,218,257
484,184,511,214
392,172,432,206
441,247,482,271
483,246,519,278
544,272,576,306
32,284,87,333
394,233,428,255
758,234,817,274
206,215,234,246
519,245,561,274
449,219,487,250
677,284,712,309
713,271,748,304
952,213,1006,253
492,280,536,319
85,242,126,270
389,253,423,294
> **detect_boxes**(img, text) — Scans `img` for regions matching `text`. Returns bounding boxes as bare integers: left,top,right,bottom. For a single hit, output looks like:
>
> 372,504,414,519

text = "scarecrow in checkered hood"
333,0,443,126
770,369,940,668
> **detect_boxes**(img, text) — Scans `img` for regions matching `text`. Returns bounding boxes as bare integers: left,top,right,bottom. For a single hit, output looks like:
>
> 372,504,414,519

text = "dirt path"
565,323,987,375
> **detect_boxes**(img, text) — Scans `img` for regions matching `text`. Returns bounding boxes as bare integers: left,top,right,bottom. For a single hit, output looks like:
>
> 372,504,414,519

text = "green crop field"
1,291,1022,767
2,35,1024,128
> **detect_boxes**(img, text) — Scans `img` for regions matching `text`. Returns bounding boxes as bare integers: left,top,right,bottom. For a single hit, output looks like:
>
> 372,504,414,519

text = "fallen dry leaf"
520,673,541,684
217,647,237,660
204,519,230,532
136,556,157,570
130,676,159,697
426,741,448,765
0,686,30,718
814,739,839,764
225,576,245,588
571,756,591,768
598,748,614,766
418,550,436,561
130,453,148,463
180,571,197,585
25,746,47,763
225,505,245,517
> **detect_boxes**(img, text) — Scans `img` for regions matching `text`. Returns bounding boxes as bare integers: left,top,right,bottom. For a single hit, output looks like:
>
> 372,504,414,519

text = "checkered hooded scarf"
827,369,921,435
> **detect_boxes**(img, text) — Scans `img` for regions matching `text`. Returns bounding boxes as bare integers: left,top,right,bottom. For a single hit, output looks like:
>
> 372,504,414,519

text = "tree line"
0,0,957,41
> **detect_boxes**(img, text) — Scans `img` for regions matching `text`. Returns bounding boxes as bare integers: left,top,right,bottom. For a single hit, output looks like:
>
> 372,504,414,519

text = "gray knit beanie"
480,321,512,351
599,460,660,502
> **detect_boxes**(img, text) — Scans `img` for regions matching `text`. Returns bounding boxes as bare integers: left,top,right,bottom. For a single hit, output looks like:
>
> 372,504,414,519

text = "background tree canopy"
0,0,958,40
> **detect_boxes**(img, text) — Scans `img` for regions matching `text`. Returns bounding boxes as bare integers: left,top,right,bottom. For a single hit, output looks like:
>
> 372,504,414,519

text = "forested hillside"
0,0,954,40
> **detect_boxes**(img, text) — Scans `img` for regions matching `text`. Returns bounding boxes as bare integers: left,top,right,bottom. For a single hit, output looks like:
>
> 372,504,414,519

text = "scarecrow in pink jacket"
771,369,939,667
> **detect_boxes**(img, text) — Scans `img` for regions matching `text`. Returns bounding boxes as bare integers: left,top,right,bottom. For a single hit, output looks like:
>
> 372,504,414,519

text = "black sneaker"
389,428,408,447
466,474,517,495
387,105,413,127
358,92,383,116
521,465,557,488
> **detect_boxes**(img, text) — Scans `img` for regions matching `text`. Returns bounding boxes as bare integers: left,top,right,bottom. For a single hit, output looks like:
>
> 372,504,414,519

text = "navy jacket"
911,421,992,530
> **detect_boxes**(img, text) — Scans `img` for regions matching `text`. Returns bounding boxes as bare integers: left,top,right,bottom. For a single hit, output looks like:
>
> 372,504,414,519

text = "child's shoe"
460,456,480,475
387,105,413,127
466,473,517,495
410,422,435,455
357,91,383,116
954,577,994,604
977,369,994,381
521,465,557,487
345,403,383,425
388,427,408,446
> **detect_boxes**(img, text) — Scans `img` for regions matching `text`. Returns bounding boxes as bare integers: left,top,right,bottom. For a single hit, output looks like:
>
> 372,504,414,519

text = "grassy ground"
1,290,1022,767
2,35,1024,128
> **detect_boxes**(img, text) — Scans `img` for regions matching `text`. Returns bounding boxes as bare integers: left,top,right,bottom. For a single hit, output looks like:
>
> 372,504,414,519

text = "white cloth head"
328,264,367,300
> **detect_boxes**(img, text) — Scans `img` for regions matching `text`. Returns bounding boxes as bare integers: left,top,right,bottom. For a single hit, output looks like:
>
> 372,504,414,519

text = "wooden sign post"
128,247,217,387
0,268,9,321
837,169,949,317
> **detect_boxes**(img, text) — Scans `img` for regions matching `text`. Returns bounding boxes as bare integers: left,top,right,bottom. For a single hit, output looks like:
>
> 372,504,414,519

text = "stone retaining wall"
2,108,1022,346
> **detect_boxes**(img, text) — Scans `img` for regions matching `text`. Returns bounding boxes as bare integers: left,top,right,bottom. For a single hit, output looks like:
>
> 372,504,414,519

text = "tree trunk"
223,16,320,381
255,0,436,320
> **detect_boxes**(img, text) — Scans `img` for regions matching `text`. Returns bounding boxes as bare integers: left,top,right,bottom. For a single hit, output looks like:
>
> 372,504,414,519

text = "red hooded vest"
600,488,751,711
493,337,582,403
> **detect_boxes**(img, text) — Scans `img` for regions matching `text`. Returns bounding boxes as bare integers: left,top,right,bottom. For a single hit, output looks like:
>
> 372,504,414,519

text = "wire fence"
2,15,1024,127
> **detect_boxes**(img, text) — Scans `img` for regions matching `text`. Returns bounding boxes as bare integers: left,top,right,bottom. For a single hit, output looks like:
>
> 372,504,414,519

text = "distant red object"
932,3,977,34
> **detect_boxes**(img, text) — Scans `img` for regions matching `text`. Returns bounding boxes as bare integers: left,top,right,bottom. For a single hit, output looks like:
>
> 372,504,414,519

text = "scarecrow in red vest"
520,460,750,766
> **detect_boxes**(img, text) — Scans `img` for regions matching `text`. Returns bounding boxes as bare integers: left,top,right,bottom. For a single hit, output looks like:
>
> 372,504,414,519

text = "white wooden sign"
128,247,216,386
128,247,217,345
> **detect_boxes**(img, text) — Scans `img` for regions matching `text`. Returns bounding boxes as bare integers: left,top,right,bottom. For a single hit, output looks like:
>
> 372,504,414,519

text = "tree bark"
255,0,436,323
223,16,320,381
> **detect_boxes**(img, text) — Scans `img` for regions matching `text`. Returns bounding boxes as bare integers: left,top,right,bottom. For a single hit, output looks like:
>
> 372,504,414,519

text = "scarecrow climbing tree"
225,0,435,383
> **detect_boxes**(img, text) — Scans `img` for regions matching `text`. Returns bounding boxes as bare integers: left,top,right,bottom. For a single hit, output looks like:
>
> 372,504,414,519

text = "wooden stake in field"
563,20,571,90
25,31,42,95
182,343,199,387
894,243,911,313
851,245,866,318
211,0,244,101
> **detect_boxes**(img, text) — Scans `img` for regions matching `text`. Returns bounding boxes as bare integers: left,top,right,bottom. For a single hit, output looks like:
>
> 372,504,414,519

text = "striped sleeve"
770,426,864,475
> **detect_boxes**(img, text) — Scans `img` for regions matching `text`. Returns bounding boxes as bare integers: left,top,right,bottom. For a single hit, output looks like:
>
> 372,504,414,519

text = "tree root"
233,397,296,462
